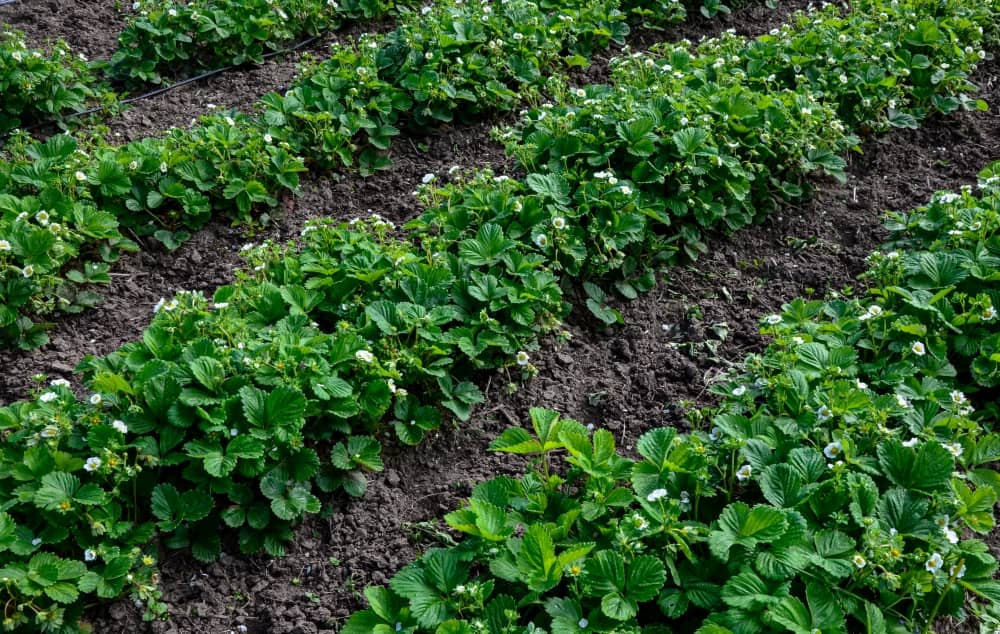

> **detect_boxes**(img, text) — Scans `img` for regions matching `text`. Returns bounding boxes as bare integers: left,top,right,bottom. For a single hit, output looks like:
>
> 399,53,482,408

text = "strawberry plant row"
0,0,408,136
0,0,994,629
503,0,995,280
0,0,636,350
344,164,1000,634
0,0,747,144
110,0,772,86
0,0,990,351
110,0,409,85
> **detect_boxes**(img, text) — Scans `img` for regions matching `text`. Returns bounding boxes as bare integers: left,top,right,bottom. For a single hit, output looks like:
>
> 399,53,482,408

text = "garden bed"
1,1,998,633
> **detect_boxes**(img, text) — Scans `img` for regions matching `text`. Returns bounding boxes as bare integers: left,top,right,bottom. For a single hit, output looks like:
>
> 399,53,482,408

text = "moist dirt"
0,2,998,633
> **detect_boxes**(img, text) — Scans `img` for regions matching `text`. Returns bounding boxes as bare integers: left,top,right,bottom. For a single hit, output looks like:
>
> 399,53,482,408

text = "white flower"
817,406,833,422
387,379,397,394
895,394,911,409
950,563,966,578
421,173,435,184
910,341,926,356
263,134,273,144
708,427,721,442
516,351,530,366
35,210,50,225
0,240,10,252
942,442,963,458
355,350,375,363
859,305,883,321
112,420,128,434
513,32,523,40
925,552,944,574
647,488,668,502
168,8,178,16
950,390,967,405
944,528,959,544
886,251,899,260
736,464,753,482
578,619,588,629
73,169,88,182
632,513,650,530
620,186,632,195
39,392,58,403
153,298,166,313
852,554,866,569
83,457,102,472
856,379,868,390
89,393,102,406
160,161,168,173
51,379,71,388
534,234,549,248
424,51,433,60
607,176,618,186
230,428,239,437
40,425,59,438
792,336,804,345
22,265,34,278
552,216,566,230
764,314,782,325
213,302,229,310
902,438,919,448
732,385,746,397
31,537,42,546
48,223,62,234
983,306,996,321
84,549,97,562
823,441,842,459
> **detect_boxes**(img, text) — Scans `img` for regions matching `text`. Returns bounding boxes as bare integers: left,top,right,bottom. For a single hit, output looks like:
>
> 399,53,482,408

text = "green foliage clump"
344,166,1000,633
0,30,106,135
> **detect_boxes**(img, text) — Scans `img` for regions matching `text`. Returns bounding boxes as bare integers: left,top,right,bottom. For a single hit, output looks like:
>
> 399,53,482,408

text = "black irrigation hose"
1,34,320,139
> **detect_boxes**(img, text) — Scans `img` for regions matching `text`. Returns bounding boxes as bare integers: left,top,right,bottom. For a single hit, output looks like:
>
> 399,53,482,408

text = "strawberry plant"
110,0,406,84
694,0,993,132
0,30,106,135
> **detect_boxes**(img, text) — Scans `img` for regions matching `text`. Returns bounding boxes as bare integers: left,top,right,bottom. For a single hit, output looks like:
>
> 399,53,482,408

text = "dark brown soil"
0,0,126,61
1,2,998,633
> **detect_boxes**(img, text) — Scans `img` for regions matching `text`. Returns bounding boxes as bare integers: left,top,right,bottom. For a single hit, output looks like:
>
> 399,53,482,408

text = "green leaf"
767,596,811,634
241,385,306,430
584,550,625,596
878,439,953,493
43,581,79,604
518,524,561,592
721,571,778,610
525,173,571,207
709,503,788,560
457,224,514,267
627,555,666,601
806,582,844,630
189,357,225,392
759,464,805,508
673,127,709,156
